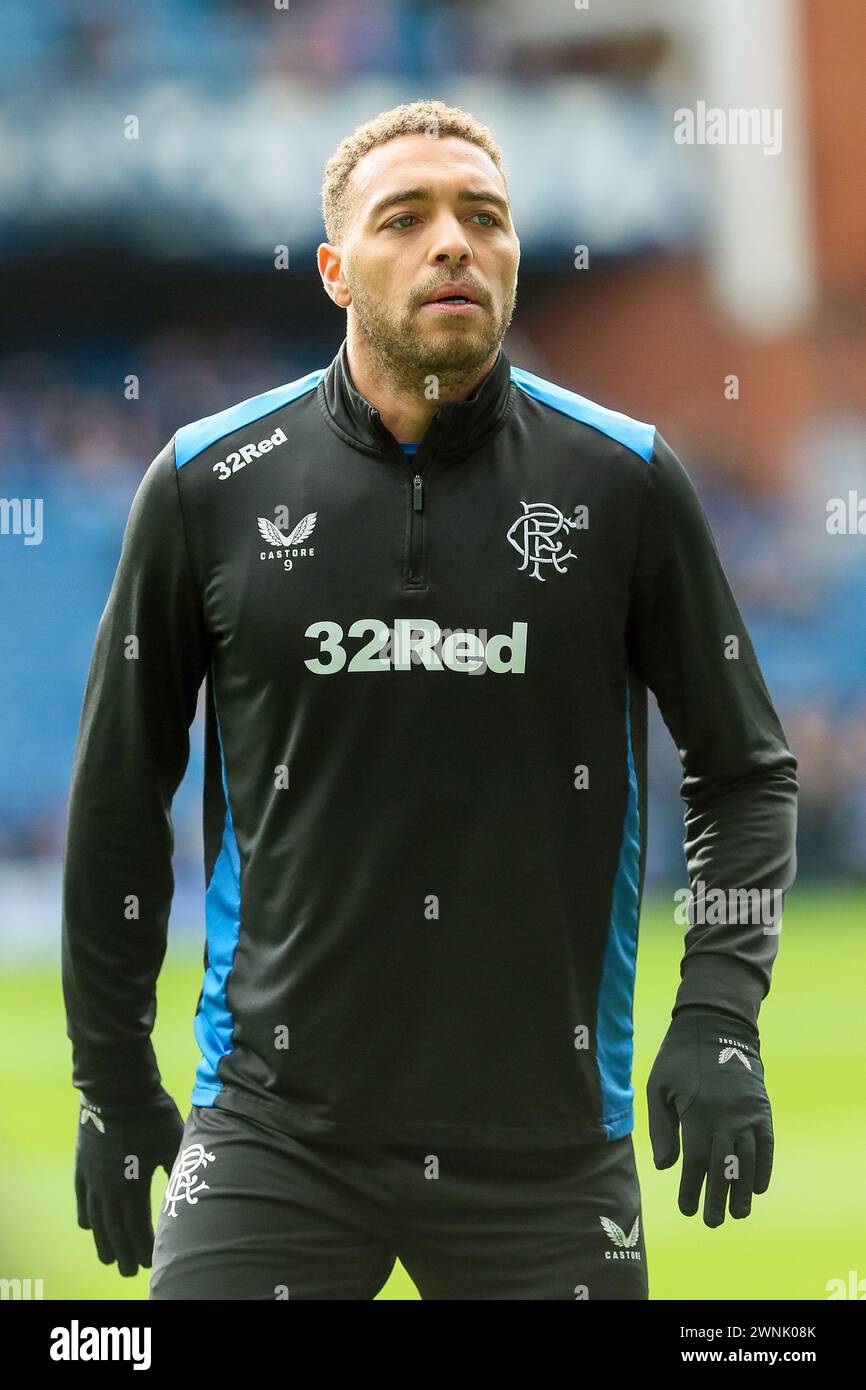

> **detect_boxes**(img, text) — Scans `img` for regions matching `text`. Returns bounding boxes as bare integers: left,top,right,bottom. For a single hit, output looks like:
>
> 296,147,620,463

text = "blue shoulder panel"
510,365,655,463
175,367,326,469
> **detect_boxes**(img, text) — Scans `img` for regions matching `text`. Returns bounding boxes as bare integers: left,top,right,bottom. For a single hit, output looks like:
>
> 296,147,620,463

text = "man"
62,99,798,1301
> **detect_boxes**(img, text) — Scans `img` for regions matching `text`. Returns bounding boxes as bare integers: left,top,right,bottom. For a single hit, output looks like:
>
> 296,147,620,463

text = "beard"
345,268,517,396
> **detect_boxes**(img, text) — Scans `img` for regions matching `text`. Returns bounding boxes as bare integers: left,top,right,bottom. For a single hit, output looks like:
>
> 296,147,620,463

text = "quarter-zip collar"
319,336,514,463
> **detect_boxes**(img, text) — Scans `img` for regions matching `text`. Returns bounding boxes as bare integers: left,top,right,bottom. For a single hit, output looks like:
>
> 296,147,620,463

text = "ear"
317,243,352,308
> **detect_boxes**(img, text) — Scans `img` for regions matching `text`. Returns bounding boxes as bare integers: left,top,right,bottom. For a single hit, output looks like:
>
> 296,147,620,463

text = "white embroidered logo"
257,512,317,548
599,1214,642,1260
599,1214,640,1248
506,501,580,581
257,512,317,571
163,1142,216,1218
213,426,288,481
719,1045,753,1070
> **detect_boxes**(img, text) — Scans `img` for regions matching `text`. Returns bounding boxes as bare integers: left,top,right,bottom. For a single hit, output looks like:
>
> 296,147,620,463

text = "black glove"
646,1009,773,1227
75,1085,185,1277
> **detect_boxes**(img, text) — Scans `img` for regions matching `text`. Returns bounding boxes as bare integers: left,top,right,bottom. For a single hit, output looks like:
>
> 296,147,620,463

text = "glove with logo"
646,1009,774,1227
75,1085,185,1277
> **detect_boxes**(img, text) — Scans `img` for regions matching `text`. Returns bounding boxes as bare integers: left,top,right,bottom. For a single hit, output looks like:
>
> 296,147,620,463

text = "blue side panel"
191,716,242,1104
510,365,656,463
175,368,326,469
595,685,641,1140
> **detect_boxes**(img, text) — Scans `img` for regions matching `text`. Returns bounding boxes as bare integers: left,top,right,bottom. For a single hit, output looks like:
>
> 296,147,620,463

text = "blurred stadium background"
1,0,864,1300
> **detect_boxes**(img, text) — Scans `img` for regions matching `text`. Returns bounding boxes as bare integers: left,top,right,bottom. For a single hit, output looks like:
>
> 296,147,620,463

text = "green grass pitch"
1,887,863,1300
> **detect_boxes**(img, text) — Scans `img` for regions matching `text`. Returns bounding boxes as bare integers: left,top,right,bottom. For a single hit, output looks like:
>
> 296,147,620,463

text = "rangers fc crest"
506,500,585,581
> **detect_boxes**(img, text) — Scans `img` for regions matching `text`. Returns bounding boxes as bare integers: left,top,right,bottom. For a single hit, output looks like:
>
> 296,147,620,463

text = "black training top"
61,338,798,1148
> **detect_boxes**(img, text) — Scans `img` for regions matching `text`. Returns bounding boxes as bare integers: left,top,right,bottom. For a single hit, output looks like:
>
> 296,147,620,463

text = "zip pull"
413,474,423,511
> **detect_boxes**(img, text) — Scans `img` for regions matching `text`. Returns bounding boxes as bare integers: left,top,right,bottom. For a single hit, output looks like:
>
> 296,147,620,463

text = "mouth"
421,299,482,314
420,284,484,314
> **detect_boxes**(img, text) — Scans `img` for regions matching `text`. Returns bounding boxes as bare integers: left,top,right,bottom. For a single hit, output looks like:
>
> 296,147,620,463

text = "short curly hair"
321,98,509,247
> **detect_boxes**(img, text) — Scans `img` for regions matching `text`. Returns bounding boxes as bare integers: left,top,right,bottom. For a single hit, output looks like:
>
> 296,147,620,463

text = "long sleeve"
61,439,209,1105
626,433,798,1030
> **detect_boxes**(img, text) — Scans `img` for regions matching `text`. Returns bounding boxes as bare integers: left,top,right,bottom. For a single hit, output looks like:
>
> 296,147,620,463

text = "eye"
387,214,418,230
471,211,501,226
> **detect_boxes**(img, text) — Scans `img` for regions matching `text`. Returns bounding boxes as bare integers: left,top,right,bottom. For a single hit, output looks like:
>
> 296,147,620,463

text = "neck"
345,323,499,444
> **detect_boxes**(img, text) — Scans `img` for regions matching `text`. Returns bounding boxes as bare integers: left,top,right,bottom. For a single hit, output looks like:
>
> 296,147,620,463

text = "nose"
426,213,473,267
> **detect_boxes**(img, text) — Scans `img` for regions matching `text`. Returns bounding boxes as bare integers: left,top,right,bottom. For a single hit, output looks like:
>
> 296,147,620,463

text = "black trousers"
150,1104,648,1300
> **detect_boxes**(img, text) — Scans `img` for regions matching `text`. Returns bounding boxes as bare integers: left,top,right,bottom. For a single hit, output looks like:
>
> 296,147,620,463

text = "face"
322,133,520,382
